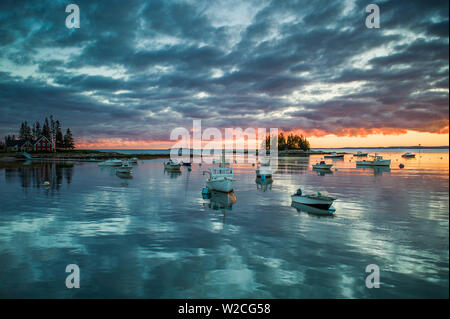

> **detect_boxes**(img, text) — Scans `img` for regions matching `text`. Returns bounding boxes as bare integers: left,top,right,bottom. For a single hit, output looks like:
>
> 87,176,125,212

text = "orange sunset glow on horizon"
76,130,449,150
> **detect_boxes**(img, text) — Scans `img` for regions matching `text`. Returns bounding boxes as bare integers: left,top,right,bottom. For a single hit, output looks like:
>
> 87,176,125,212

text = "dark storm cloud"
0,0,448,144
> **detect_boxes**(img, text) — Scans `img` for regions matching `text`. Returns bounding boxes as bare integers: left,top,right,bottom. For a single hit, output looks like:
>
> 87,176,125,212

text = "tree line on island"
265,132,310,151
3,115,75,150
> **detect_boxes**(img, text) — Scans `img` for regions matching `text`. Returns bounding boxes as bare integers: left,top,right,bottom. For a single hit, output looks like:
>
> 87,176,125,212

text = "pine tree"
50,115,55,143
42,117,51,140
19,122,25,140
35,122,41,139
64,128,75,150
55,120,64,148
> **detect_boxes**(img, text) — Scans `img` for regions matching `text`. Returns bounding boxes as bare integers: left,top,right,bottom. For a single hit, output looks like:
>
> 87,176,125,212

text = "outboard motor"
296,188,302,196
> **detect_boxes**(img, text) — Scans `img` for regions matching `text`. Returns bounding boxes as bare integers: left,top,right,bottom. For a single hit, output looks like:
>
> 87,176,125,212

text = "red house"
33,136,55,152
5,136,55,152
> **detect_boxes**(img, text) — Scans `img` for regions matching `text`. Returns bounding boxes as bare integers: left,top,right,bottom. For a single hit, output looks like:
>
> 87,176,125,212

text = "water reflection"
203,191,237,212
116,171,133,180
313,168,334,176
291,202,336,217
4,161,74,191
256,176,273,191
356,166,391,176
164,169,182,178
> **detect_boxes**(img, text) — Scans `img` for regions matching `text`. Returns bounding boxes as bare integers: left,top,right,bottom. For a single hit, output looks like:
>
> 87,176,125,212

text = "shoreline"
0,150,170,169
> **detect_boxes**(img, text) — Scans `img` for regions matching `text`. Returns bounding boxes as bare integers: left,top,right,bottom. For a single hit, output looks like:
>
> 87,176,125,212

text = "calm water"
0,150,448,298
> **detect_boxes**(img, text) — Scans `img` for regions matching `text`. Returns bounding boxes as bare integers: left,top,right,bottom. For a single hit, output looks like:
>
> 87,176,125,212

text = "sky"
0,0,448,149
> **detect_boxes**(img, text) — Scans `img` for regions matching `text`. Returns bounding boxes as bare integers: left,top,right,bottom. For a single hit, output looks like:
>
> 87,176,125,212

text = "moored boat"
353,151,368,157
291,188,336,210
356,155,391,167
116,161,133,173
256,163,272,178
204,167,234,193
164,159,181,171
98,159,123,167
324,152,344,159
129,157,139,164
402,152,416,158
312,161,333,170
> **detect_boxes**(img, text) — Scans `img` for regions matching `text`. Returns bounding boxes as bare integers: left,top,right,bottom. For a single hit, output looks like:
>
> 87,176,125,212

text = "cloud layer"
0,0,448,146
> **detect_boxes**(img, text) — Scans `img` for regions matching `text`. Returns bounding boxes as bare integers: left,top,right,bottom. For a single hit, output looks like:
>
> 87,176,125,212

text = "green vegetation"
3,115,75,150
265,132,310,151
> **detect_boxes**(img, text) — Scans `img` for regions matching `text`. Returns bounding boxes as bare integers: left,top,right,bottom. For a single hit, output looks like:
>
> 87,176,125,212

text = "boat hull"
165,164,181,171
206,179,234,193
313,164,333,170
291,195,335,209
356,160,391,166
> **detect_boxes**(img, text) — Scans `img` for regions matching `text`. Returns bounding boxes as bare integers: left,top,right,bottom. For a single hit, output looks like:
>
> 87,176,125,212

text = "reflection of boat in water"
116,171,133,179
291,202,335,216
164,159,181,171
204,190,237,211
357,166,391,175
402,152,416,158
312,161,333,170
356,155,391,167
164,169,181,178
256,176,273,191
315,169,333,176
353,151,368,157
204,167,234,192
291,188,336,210
324,152,344,159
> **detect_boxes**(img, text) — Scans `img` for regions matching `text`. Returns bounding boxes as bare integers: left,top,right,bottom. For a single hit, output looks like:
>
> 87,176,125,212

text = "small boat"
402,152,416,158
98,159,123,167
204,167,234,193
356,154,391,167
312,161,333,170
291,188,336,210
164,159,181,171
256,163,272,178
324,152,344,159
129,157,139,164
116,161,132,173
353,151,368,157
292,202,336,216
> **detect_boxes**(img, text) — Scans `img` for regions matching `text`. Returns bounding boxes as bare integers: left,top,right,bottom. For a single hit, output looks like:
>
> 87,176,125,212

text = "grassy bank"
0,149,170,169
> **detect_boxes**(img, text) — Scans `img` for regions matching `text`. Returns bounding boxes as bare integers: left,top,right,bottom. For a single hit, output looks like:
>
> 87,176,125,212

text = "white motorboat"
256,163,272,178
312,161,333,170
324,152,344,159
204,167,234,193
291,202,336,216
129,157,139,164
116,161,133,173
356,154,391,167
164,159,181,171
353,151,368,157
98,159,123,167
291,188,336,210
402,152,416,158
